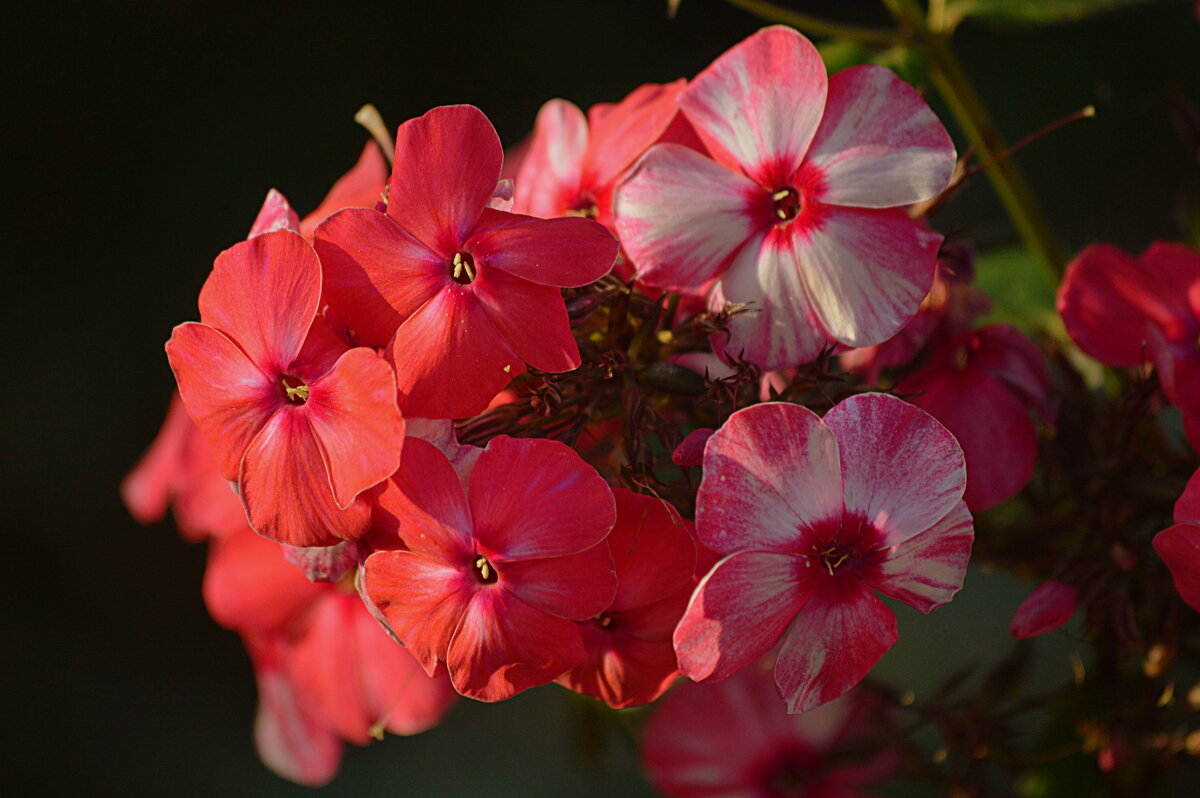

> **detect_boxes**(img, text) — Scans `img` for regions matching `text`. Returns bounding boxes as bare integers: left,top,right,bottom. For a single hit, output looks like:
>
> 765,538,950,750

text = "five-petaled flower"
166,230,406,547
674,393,973,713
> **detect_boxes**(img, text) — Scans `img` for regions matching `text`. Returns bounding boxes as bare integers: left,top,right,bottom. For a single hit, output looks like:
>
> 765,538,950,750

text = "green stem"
725,0,901,47
881,0,1065,279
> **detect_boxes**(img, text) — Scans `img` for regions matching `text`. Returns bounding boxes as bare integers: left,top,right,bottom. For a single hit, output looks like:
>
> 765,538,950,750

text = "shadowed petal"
202,527,321,635
615,143,764,292
512,99,588,218
299,141,388,241
305,347,405,508
823,393,965,548
239,408,372,547
198,230,322,373
166,322,279,482
868,500,973,614
469,435,615,560
373,437,474,557
1010,580,1078,639
775,579,897,713
1154,523,1200,613
698,402,842,554
387,105,502,255
680,26,827,186
609,489,696,611
805,65,955,208
674,551,818,682
447,589,588,701
584,79,689,191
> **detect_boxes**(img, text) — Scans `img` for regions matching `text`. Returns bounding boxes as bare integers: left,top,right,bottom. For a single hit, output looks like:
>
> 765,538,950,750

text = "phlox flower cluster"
126,17,1200,795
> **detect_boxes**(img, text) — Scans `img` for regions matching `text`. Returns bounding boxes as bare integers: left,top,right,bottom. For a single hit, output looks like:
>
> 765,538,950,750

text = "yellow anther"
771,189,791,201
284,383,309,402
474,556,491,582
775,208,789,220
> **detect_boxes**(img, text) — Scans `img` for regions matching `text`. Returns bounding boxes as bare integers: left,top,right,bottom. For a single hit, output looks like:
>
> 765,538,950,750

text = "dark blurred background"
3,1,1199,795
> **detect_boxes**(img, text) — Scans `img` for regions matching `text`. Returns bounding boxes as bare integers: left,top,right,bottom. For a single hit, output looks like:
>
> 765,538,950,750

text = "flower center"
450,251,477,285
771,187,801,223
473,554,498,584
281,374,309,404
817,545,850,576
593,612,617,631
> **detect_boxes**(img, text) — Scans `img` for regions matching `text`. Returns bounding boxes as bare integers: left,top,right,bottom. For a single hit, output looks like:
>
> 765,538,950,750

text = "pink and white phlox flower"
614,26,955,370
674,393,973,713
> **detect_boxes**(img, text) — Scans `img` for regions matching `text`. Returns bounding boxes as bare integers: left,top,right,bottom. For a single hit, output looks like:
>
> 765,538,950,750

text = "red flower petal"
512,99,588,218
468,435,615,560
468,209,617,287
166,322,278,482
446,588,587,701
198,230,322,374
1154,523,1200,613
823,393,965,548
387,105,502,255
680,26,827,186
584,79,689,191
1010,580,1078,639
288,594,375,744
499,541,616,620
249,189,300,237
559,619,683,709
299,141,387,241
698,402,842,554
314,208,446,348
362,548,477,675
202,527,321,635
387,286,523,419
374,437,475,558
470,266,581,373
250,638,342,787
670,428,714,468
805,65,955,208
674,550,819,682
774,578,897,713
1175,468,1200,524
609,489,697,611
238,408,372,547
305,347,404,509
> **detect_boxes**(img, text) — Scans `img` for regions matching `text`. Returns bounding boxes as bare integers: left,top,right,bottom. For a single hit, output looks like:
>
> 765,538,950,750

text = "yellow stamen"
452,252,477,282
475,555,491,582
771,189,791,201
775,208,789,220
284,383,309,402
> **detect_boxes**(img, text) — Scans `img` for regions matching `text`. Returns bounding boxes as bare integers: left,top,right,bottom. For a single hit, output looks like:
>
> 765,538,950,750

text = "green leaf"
974,244,1058,334
952,0,1162,27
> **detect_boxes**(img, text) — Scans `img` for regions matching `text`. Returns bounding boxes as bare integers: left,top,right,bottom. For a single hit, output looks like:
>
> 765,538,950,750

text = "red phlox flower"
362,434,617,702
1058,242,1200,449
643,663,897,798
674,393,973,713
313,105,619,419
556,489,697,708
672,428,715,468
897,324,1055,512
512,80,702,232
204,527,457,786
1010,580,1078,639
1153,467,1200,612
122,392,246,541
166,229,406,547
614,26,955,370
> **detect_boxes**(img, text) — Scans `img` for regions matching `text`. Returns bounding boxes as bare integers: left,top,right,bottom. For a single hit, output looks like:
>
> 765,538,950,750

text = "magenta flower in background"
643,663,897,798
1010,580,1079,639
614,25,955,369
674,393,973,713
1154,468,1200,613
1058,241,1200,449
